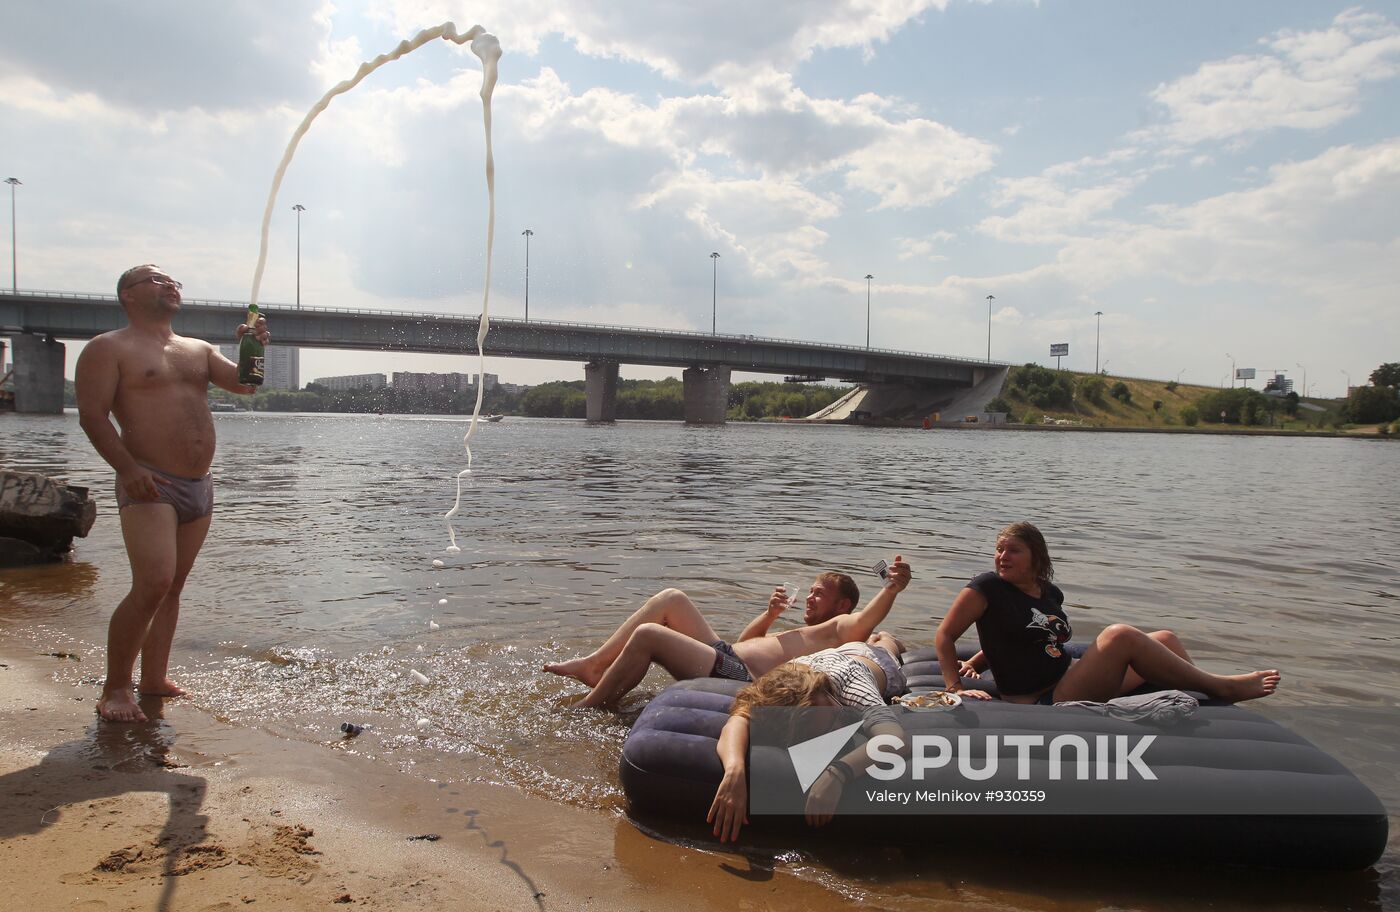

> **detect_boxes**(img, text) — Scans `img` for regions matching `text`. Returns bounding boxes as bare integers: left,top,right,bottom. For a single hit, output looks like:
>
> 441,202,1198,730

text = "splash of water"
245,21,501,554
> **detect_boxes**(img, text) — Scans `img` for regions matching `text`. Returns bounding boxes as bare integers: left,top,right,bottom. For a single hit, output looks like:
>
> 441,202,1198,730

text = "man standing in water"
76,264,269,722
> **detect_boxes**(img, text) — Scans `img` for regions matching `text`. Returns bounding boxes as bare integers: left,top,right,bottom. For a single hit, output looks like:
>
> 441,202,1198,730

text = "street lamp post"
1296,362,1306,400
292,204,305,309
710,252,720,334
1226,352,1235,388
522,228,533,322
986,294,995,362
1094,310,1103,374
4,177,20,294
1176,367,1186,384
1340,369,1351,397
865,274,874,349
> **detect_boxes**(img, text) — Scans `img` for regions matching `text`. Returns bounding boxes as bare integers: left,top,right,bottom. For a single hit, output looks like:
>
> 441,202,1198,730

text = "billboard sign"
1050,343,1069,357
1235,368,1256,380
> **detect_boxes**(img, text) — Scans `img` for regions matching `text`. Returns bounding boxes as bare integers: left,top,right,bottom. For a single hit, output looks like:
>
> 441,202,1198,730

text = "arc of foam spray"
243,21,501,554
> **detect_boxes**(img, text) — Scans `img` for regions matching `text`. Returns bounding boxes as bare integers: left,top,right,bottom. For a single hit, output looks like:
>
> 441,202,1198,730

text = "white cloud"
375,0,953,89
896,231,954,261
637,172,840,279
310,1,367,89
842,119,998,208
1142,8,1400,146
0,0,324,111
979,174,1142,243
0,75,135,126
1044,139,1400,304
992,305,1024,326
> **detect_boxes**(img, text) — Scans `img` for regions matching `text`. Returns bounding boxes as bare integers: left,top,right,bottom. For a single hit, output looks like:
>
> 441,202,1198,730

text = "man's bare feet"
543,656,606,688
1220,670,1281,702
98,685,149,722
138,677,186,698
572,687,608,710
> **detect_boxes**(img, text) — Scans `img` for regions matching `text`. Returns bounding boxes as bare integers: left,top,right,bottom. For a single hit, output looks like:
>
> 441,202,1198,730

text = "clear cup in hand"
782,582,801,610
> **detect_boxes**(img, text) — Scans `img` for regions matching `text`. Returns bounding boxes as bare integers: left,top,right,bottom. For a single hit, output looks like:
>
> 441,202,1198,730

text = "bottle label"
239,355,265,385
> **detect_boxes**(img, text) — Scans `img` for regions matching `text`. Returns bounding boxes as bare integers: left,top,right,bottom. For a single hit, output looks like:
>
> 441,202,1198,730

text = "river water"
2,412,1397,908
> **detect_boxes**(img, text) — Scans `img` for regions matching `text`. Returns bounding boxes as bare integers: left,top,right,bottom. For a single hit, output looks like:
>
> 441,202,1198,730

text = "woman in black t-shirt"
933,522,1281,705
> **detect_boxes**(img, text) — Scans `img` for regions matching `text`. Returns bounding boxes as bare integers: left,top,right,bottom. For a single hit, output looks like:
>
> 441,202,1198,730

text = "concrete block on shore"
0,470,97,566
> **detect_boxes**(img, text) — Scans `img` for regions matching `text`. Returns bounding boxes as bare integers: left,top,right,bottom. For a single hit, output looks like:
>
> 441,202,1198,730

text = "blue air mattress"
619,646,1388,870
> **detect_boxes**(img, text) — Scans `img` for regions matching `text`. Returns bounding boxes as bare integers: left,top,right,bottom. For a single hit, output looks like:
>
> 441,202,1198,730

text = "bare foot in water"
543,656,606,688
139,677,186,698
98,685,149,722
1220,670,1281,702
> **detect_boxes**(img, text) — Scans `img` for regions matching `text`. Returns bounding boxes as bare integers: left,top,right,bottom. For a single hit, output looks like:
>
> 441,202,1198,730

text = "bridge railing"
1,289,1009,368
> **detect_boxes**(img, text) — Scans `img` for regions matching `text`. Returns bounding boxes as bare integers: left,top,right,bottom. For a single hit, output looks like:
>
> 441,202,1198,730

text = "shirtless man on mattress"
543,557,911,707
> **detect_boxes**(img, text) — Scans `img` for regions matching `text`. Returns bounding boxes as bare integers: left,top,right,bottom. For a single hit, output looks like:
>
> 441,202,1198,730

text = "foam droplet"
445,545,461,554
428,621,440,631
416,718,432,730
437,598,447,605
410,669,430,685
432,559,444,568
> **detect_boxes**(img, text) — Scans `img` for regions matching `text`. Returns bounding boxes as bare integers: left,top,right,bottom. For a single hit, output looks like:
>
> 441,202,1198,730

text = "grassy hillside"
990,366,1351,432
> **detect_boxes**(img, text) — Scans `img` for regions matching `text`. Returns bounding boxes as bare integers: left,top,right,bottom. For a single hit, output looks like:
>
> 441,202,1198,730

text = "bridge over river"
1,291,1008,422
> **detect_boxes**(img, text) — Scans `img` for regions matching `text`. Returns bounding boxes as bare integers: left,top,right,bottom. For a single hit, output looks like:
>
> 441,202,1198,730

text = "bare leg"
575,623,721,708
545,588,719,687
1118,630,1192,695
100,504,178,722
139,515,211,697
1054,624,1279,704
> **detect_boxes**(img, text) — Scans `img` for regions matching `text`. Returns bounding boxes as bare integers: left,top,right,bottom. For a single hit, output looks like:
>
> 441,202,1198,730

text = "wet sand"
0,648,847,911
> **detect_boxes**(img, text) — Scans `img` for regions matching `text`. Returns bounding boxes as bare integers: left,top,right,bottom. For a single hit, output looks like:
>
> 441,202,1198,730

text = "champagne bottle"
238,303,266,386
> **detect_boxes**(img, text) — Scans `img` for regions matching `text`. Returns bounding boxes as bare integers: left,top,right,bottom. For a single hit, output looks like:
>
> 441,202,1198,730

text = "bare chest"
118,340,209,394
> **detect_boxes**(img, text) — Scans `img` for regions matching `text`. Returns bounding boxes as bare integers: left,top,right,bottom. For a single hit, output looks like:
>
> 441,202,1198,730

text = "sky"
4,0,1399,396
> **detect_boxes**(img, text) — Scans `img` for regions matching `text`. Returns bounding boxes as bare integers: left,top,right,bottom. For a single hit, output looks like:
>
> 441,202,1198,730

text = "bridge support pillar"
9,333,66,414
585,359,619,423
683,365,729,425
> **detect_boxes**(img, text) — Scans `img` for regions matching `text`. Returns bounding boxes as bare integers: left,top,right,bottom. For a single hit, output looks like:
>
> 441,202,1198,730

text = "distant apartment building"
313,373,387,392
392,371,471,393
473,373,499,391
497,382,527,395
219,344,300,391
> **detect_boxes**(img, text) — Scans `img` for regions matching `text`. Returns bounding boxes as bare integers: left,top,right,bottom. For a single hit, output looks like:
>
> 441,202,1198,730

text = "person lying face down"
543,557,912,708
707,631,910,843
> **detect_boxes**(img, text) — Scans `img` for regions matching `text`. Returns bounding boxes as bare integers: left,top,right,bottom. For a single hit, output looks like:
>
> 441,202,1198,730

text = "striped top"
793,641,902,708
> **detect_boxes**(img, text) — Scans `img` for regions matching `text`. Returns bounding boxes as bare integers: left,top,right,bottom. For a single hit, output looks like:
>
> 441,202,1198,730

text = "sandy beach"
0,649,842,912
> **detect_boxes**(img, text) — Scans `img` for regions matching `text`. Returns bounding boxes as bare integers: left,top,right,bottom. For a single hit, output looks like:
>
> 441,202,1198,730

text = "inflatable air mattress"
620,646,1388,870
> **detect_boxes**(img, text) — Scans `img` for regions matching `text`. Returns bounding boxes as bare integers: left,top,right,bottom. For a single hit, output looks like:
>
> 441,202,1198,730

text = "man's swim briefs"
116,464,214,525
710,640,753,683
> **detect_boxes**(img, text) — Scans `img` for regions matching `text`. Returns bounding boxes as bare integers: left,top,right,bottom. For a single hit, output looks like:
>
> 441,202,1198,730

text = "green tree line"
520,378,850,420
207,384,524,415
1346,362,1400,426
